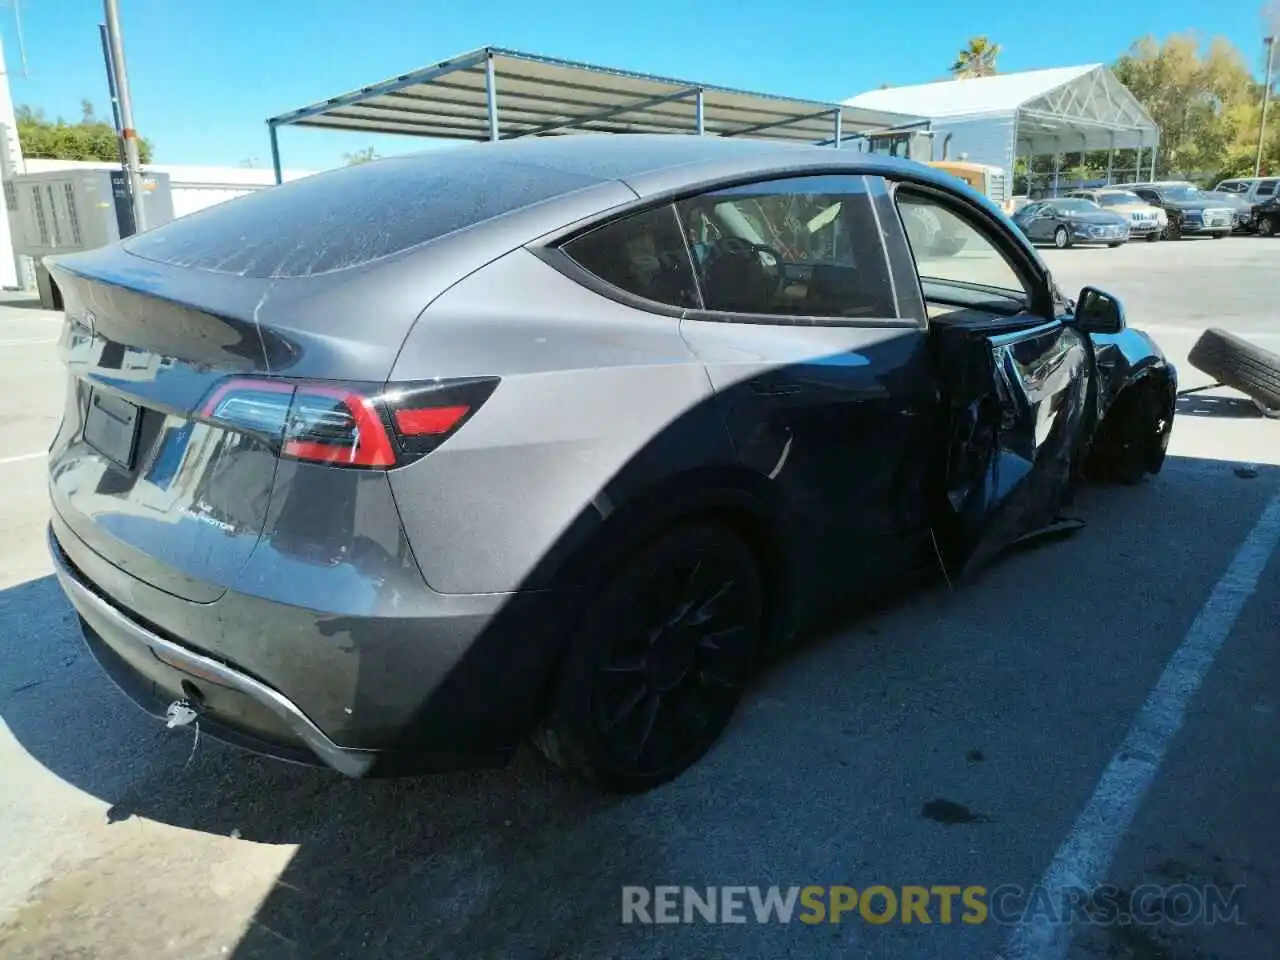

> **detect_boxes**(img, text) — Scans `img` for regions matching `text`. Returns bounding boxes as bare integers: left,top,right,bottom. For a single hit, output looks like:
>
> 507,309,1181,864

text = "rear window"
123,152,603,278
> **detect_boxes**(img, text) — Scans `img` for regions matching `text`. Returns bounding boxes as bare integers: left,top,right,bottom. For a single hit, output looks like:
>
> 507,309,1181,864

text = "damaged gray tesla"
45,135,1175,794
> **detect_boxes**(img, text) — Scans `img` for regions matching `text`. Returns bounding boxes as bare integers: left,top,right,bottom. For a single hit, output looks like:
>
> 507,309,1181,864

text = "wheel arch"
1088,364,1175,477
528,464,800,720
559,464,795,633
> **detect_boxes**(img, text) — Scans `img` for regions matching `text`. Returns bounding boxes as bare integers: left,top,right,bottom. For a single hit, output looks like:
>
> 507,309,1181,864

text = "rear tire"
1107,241,1123,248
533,522,764,794
1188,328,1280,411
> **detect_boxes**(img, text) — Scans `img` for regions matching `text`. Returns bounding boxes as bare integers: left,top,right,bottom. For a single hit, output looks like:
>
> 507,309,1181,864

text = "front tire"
1053,226,1071,249
1088,379,1171,485
534,522,764,793
1258,215,1277,238
1163,218,1182,240
1108,241,1124,248
1145,231,1161,242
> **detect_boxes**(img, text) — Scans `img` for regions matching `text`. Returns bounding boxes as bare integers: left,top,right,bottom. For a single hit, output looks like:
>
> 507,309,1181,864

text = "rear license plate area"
84,388,142,469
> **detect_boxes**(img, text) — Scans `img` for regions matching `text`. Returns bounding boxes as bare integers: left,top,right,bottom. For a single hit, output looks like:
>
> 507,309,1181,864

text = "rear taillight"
198,376,498,469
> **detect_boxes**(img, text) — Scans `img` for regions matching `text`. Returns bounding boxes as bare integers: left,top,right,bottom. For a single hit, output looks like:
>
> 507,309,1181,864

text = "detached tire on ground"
1188,328,1280,412
533,521,764,793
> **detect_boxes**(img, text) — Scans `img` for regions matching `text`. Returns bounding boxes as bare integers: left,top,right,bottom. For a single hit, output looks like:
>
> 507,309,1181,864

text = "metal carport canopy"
844,64,1160,158
266,46,924,183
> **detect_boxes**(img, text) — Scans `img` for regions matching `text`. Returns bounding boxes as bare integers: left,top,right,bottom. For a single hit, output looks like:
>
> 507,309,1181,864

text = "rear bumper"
51,526,378,776
48,517,575,777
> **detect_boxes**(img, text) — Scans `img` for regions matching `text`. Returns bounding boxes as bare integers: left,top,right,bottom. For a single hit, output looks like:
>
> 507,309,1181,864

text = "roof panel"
843,65,1100,119
842,63,1159,153
270,45,923,147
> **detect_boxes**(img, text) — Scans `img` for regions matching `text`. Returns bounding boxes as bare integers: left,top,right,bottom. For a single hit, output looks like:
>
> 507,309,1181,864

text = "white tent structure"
844,65,1160,191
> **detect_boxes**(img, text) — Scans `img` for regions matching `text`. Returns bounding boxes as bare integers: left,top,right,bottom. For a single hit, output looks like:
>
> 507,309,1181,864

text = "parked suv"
1213,179,1274,235
1213,177,1279,208
1111,181,1236,239
1065,188,1166,241
42,136,1177,792
1254,192,1280,236
1203,190,1255,232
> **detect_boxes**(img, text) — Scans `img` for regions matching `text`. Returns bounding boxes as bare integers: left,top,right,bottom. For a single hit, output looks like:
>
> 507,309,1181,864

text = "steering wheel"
705,236,788,296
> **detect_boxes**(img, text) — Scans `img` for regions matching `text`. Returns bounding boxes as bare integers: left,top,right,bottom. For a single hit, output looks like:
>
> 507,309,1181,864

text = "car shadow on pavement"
1176,394,1267,419
5,458,1279,959
0,573,634,956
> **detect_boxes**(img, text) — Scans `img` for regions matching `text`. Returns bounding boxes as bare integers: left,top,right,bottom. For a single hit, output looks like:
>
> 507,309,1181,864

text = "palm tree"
950,36,1001,78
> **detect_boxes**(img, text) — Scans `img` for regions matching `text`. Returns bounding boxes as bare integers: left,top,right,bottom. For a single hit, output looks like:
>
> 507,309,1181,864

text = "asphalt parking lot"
1,235,1278,960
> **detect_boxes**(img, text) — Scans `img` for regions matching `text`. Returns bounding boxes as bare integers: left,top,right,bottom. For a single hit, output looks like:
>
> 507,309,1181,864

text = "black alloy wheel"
534,522,764,793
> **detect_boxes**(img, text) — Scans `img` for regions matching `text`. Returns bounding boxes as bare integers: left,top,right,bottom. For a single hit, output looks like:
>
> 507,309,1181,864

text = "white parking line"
1003,488,1280,960
0,452,45,465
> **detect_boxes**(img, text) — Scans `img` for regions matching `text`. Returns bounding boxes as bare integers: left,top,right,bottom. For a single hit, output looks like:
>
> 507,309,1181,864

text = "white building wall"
20,159,318,219
924,112,1017,173
0,40,25,288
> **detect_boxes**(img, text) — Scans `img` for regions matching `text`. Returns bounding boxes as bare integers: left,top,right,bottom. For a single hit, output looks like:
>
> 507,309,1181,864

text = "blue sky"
0,0,1271,172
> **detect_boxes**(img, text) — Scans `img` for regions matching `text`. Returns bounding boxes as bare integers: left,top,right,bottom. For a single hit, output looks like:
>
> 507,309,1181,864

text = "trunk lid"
45,244,427,603
48,252,291,602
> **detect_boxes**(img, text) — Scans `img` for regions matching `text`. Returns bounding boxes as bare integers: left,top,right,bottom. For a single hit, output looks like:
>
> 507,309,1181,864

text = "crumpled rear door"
930,316,1093,581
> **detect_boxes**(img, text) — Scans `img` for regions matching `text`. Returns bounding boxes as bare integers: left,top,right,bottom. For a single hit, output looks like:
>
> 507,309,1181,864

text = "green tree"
343,146,379,165
950,36,1001,78
1113,33,1266,179
16,102,154,163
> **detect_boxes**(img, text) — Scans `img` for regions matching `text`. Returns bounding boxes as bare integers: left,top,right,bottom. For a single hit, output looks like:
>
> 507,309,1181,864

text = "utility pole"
102,0,146,232
1257,35,1276,178
98,24,128,171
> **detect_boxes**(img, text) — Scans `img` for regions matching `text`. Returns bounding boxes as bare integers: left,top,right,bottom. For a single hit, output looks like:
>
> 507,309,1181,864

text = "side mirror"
1074,286,1126,334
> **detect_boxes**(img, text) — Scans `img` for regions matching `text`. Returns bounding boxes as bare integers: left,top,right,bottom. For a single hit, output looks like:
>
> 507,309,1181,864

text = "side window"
1257,181,1277,197
561,204,699,310
1135,189,1158,204
894,190,1029,301
673,174,896,319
